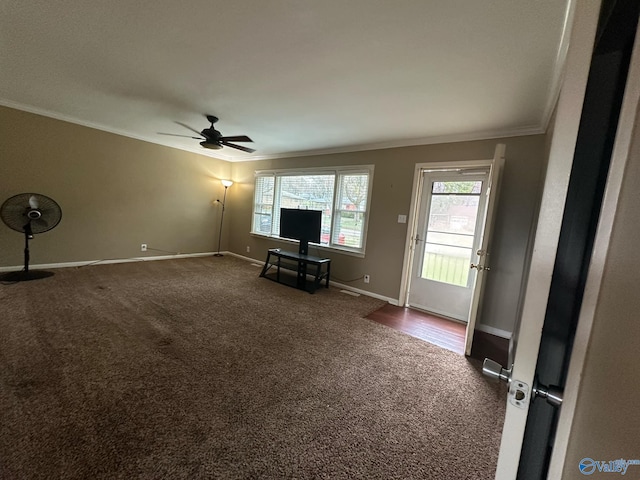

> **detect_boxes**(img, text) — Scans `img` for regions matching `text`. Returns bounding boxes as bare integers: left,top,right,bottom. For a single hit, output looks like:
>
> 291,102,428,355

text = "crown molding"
246,125,545,161
0,99,233,161
1,98,545,164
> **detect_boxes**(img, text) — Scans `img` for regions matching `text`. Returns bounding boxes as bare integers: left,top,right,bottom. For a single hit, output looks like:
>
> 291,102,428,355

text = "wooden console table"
259,248,331,293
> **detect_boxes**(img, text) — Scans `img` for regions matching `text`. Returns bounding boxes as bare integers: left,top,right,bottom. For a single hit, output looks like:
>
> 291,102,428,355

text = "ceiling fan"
159,115,255,153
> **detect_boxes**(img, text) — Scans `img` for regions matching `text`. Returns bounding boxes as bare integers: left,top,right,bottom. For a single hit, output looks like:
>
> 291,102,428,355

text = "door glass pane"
422,244,473,287
421,181,483,287
426,231,474,248
432,180,482,194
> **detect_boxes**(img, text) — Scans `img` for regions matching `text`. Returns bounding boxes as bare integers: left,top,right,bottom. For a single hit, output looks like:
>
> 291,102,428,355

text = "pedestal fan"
0,193,62,281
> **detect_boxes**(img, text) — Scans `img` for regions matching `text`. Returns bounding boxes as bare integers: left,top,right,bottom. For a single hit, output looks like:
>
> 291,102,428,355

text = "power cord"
332,274,366,283
308,245,365,283
77,245,187,269
146,247,181,255
78,257,136,268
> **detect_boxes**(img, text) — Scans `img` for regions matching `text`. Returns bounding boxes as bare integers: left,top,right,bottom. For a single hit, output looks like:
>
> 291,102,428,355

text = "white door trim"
547,20,640,479
494,0,602,477
399,159,493,307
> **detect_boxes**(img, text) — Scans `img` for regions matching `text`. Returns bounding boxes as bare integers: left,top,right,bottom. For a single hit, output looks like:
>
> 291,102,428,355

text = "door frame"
494,0,602,476
547,16,640,478
399,158,494,345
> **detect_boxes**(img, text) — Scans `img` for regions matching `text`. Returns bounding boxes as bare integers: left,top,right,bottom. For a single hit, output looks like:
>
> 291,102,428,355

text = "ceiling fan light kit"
159,114,255,153
200,141,223,150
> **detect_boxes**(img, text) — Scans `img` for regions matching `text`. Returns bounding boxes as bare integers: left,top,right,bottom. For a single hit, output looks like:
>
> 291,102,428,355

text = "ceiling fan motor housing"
202,128,221,139
160,114,255,153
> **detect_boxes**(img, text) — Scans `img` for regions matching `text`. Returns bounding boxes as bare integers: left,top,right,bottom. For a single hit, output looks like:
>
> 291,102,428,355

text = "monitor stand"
298,240,309,256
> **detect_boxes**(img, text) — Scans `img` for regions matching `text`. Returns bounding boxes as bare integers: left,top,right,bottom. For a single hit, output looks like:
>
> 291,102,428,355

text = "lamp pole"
214,180,233,257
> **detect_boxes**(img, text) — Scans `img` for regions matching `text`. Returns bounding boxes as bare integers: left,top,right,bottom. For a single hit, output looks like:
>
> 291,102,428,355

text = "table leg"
325,261,331,288
259,252,272,277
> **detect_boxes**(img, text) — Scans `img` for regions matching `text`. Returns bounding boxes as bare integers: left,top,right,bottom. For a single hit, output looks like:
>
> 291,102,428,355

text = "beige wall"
560,105,640,478
0,106,231,266
1,105,547,334
230,134,547,332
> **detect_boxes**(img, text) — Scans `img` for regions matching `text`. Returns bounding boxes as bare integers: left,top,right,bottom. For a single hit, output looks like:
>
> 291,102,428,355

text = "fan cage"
1,193,62,234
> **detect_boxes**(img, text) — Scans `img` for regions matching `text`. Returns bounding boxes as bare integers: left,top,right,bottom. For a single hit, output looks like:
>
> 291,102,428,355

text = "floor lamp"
214,179,233,257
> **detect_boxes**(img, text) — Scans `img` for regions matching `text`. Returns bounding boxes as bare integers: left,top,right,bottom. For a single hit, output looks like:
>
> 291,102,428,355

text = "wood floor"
366,304,466,354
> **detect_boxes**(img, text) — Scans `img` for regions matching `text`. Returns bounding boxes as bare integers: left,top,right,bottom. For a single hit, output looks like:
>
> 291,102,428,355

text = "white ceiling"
1,1,571,161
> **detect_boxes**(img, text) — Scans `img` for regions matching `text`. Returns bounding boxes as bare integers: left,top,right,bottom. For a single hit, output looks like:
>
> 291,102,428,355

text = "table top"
268,248,330,263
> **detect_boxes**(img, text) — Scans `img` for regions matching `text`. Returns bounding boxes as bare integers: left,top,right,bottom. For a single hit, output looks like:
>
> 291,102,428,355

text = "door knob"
483,358,531,409
533,378,563,407
482,358,512,383
483,359,564,409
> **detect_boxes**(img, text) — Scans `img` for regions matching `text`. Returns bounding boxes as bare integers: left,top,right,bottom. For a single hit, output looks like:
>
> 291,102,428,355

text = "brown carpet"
0,256,505,479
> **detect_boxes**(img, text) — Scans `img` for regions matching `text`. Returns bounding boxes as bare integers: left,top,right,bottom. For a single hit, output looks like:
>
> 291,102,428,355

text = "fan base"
213,253,224,257
0,270,55,282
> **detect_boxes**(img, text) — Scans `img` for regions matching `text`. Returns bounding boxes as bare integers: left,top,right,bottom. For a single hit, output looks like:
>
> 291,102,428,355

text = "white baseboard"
226,252,258,264
0,251,219,272
330,281,398,305
476,324,512,339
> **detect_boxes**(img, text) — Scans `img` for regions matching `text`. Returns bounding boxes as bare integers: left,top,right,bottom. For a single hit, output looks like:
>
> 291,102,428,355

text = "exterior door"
464,145,504,355
405,144,504,355
408,170,489,321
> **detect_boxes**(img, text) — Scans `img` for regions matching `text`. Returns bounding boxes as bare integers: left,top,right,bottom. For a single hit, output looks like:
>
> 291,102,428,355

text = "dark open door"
517,1,640,477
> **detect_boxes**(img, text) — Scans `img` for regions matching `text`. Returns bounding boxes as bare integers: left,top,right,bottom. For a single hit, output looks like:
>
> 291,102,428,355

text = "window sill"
249,232,366,258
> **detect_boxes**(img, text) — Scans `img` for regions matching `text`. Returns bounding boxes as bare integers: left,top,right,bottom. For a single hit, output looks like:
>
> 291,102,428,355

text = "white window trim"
251,165,374,256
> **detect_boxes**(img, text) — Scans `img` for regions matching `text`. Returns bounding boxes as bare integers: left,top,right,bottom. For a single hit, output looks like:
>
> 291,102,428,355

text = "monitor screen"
279,208,322,244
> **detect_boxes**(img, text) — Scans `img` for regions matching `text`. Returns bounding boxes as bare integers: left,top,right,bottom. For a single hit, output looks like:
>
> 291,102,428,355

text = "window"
252,166,374,254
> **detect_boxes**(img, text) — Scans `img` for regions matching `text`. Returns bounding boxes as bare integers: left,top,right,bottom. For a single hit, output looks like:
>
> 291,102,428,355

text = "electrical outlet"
364,274,370,284
141,244,147,252
246,246,251,253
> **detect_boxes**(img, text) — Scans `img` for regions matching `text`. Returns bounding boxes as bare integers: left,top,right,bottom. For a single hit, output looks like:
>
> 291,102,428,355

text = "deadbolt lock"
470,263,490,271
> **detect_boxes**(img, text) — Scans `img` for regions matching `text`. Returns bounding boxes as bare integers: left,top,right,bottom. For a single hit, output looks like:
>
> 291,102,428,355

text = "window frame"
251,165,374,256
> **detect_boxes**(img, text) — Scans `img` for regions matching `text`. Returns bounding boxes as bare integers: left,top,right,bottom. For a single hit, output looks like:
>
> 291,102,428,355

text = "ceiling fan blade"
221,141,255,153
158,132,203,140
174,121,204,136
29,195,39,209
219,135,253,143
